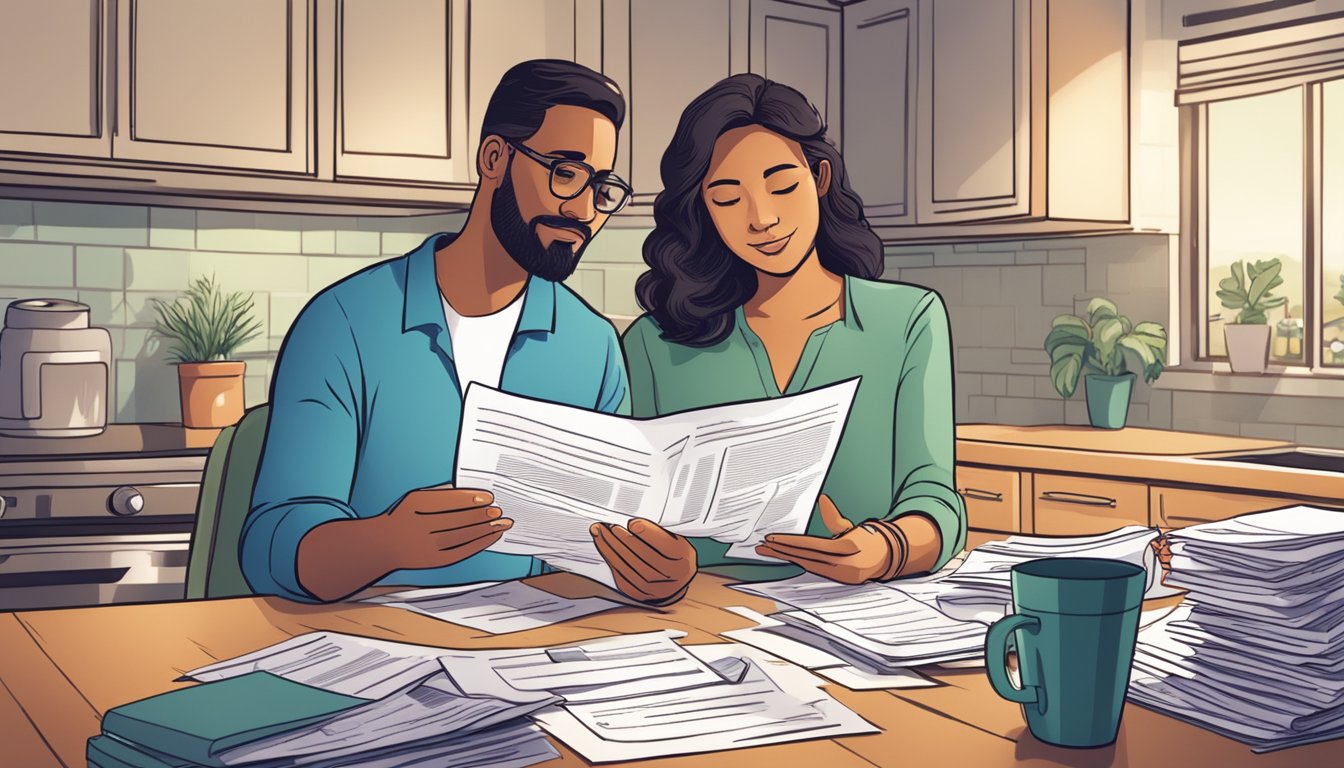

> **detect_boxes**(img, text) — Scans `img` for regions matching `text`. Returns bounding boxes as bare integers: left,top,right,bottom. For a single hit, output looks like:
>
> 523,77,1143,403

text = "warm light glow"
1323,79,1344,366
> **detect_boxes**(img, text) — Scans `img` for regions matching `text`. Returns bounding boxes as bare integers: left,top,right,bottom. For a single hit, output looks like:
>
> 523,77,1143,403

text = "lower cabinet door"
1031,472,1148,535
956,464,1021,533
1150,486,1304,529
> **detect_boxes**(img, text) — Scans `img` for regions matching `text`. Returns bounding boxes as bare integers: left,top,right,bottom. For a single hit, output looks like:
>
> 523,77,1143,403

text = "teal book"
100,671,366,766
88,733,195,768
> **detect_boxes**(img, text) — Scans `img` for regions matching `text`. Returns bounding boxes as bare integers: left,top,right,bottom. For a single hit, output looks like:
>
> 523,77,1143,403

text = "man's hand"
753,494,890,585
374,487,512,570
296,487,510,602
590,518,696,604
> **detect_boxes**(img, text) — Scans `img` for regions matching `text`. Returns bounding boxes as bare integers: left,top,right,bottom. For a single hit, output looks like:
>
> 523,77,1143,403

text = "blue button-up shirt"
241,233,630,601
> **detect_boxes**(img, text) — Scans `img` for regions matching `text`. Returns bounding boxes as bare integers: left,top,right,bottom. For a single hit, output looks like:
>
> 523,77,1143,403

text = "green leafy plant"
1335,273,1344,307
1217,258,1287,324
151,275,263,363
1043,298,1168,399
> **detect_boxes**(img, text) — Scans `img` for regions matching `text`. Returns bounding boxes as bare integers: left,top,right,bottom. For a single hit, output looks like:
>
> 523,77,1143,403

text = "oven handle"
0,565,131,589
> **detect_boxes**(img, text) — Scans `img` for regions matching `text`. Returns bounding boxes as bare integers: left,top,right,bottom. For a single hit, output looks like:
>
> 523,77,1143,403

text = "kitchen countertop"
0,423,220,460
956,423,1344,502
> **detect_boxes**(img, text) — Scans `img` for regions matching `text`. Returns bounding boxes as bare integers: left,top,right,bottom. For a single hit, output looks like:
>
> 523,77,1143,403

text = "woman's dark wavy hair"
635,73,882,348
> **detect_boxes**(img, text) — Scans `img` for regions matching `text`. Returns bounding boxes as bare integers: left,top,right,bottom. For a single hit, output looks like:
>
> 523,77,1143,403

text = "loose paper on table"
454,379,859,589
360,581,621,634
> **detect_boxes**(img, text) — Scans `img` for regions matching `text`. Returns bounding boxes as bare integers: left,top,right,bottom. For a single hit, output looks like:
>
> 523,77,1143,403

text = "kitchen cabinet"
843,0,1130,236
0,0,110,158
956,464,1024,533
463,0,599,184
333,0,467,184
916,0,1032,223
843,0,917,224
608,0,750,203
1150,486,1304,530
751,0,842,148
113,0,313,173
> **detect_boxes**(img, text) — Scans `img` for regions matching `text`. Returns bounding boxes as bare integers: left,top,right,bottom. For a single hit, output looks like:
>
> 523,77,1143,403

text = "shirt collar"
732,274,865,335
842,275,865,332
401,232,557,337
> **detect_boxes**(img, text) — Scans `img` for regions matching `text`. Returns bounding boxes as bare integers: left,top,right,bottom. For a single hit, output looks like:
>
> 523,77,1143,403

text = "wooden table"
1,573,1339,768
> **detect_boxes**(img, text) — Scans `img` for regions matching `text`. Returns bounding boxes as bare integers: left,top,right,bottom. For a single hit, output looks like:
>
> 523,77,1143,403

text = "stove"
0,425,210,610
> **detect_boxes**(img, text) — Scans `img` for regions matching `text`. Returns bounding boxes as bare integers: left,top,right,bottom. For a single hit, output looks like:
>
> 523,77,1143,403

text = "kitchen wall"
3,199,1341,448
0,199,651,423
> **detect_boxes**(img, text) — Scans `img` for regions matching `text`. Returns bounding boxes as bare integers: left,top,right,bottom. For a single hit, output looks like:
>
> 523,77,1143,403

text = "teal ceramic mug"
984,557,1145,748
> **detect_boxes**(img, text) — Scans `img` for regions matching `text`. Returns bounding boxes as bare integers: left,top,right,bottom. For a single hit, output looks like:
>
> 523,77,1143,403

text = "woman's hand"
753,495,893,585
591,519,697,604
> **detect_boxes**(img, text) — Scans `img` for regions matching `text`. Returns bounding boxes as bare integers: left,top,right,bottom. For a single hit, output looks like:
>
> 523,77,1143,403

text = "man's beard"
491,171,592,283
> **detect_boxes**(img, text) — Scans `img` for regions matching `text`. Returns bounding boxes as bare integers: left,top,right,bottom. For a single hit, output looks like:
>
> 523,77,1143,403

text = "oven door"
0,532,190,610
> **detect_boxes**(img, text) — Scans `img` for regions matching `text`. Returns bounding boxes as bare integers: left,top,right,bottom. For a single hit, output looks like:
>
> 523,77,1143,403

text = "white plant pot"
1224,324,1271,374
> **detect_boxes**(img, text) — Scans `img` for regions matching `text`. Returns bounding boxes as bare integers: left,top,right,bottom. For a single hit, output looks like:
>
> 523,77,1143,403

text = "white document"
216,672,555,766
439,631,728,705
947,525,1179,599
454,379,859,588
360,581,621,634
720,605,938,690
531,642,879,763
185,631,446,700
733,574,986,667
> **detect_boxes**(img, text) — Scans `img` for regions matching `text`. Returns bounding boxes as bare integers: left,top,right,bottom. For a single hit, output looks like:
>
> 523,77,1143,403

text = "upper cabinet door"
750,0,841,146
465,0,589,185
113,0,312,173
0,0,110,158
916,0,1033,223
843,0,917,224
615,0,749,204
335,0,467,184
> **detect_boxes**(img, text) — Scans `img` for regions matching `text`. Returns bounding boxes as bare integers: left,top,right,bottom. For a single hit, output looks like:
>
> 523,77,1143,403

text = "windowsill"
1155,367,1344,398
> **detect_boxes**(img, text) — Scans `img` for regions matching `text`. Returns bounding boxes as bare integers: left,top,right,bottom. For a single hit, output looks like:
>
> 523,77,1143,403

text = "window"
1180,16,1344,374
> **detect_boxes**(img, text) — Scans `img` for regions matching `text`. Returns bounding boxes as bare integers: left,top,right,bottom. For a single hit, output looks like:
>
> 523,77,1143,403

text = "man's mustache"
532,216,591,243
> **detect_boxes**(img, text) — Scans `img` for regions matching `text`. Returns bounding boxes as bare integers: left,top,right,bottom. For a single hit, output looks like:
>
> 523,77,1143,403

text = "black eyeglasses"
507,140,633,214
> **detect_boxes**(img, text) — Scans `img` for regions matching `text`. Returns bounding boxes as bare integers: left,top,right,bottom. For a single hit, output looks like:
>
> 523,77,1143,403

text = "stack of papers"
727,526,1179,688
945,525,1175,601
732,576,987,670
1128,506,1344,751
180,632,559,767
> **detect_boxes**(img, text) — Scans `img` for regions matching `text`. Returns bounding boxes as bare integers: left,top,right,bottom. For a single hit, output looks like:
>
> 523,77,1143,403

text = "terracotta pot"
177,361,246,428
1224,324,1271,374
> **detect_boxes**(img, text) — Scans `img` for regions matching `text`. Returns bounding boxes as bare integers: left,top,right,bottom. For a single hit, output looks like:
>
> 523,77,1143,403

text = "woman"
622,74,966,584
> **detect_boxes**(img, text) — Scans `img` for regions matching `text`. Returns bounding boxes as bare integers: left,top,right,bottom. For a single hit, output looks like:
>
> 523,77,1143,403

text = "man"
241,60,696,605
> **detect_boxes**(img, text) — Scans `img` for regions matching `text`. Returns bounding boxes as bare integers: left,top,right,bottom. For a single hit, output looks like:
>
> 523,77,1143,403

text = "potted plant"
1043,298,1168,430
151,275,263,428
1216,258,1287,374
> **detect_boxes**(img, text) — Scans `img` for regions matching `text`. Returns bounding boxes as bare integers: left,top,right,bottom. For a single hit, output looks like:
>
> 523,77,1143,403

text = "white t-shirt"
441,291,525,394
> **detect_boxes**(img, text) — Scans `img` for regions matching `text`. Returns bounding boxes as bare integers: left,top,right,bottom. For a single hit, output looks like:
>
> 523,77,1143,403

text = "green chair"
185,404,270,599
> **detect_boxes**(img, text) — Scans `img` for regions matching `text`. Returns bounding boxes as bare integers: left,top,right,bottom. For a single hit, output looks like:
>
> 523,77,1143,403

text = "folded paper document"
454,379,859,588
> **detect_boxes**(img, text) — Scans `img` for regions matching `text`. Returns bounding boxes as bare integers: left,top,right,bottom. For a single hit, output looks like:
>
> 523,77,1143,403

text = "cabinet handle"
1038,491,1117,508
960,488,1003,502
1163,513,1214,525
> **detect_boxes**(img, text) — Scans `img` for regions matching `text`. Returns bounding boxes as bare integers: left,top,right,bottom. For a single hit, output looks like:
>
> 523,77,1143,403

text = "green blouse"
620,276,967,581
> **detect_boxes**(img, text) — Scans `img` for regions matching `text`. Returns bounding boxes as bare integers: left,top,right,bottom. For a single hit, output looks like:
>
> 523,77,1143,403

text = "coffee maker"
0,299,113,437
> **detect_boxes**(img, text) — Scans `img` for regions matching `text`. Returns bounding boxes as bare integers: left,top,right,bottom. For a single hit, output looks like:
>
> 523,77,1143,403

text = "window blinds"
1177,13,1344,104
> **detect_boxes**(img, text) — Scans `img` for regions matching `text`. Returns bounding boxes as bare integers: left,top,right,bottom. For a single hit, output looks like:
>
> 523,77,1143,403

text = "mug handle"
985,613,1041,705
